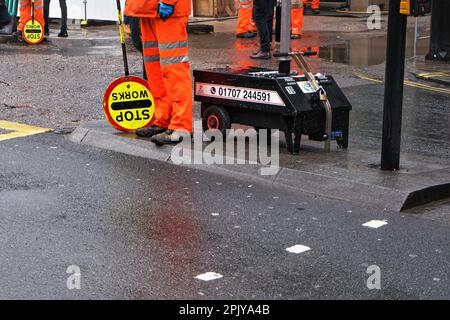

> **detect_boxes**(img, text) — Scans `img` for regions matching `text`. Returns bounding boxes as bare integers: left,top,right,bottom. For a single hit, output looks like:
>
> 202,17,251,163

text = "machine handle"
301,51,318,57
274,51,318,58
273,52,289,58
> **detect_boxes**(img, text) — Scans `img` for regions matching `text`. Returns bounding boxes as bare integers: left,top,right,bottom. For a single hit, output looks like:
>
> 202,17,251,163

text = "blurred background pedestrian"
250,0,275,59
44,0,68,37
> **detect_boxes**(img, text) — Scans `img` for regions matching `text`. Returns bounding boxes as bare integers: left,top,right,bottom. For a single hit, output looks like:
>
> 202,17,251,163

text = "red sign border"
103,75,155,132
23,18,44,45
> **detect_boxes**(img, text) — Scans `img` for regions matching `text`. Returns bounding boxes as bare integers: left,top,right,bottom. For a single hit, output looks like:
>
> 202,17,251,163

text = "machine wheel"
202,105,231,139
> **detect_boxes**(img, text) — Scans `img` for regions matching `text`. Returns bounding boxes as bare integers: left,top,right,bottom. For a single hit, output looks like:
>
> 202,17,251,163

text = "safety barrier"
6,0,18,16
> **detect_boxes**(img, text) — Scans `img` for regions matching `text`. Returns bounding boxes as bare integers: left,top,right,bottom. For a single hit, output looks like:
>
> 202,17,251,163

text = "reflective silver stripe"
143,55,160,63
143,41,158,49
34,5,43,9
159,40,188,51
160,55,189,66
240,5,251,8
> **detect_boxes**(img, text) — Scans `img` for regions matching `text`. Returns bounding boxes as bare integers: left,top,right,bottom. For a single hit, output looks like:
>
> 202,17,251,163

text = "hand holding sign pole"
103,0,155,132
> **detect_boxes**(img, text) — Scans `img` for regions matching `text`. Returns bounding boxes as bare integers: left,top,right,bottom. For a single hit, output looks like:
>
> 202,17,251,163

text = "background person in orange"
291,0,304,39
18,0,45,38
236,0,257,38
303,0,320,14
125,0,193,145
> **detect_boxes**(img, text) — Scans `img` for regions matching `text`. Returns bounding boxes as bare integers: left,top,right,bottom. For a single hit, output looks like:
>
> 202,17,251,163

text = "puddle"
60,45,122,57
316,33,430,67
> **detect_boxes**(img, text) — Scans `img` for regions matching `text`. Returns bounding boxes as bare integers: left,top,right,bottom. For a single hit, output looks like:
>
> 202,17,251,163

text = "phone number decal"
195,82,286,106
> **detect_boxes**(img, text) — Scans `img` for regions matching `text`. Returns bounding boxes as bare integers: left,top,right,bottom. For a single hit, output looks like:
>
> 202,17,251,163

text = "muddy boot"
58,29,68,38
250,50,271,60
150,130,187,145
135,124,167,138
16,30,24,42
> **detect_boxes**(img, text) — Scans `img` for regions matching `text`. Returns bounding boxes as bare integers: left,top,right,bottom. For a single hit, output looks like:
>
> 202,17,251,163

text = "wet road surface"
0,133,448,299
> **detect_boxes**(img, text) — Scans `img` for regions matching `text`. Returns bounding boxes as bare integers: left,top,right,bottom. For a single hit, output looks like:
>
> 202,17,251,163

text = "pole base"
425,50,450,62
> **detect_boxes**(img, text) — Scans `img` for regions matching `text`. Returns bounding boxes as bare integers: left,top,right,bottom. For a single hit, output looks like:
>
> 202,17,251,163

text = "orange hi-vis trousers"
18,0,45,31
291,0,304,36
141,16,193,133
303,0,320,10
236,0,256,34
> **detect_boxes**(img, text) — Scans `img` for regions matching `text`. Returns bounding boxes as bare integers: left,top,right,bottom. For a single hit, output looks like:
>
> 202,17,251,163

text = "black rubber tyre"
202,105,231,139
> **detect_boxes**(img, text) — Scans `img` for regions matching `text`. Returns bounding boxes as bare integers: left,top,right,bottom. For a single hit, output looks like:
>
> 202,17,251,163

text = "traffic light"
400,0,431,17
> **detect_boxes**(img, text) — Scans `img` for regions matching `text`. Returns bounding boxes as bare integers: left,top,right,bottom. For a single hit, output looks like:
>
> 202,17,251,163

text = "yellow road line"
354,72,450,95
416,72,449,79
0,120,51,141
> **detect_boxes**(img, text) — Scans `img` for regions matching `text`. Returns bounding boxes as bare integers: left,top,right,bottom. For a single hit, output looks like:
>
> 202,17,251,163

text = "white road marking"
195,272,223,281
286,245,311,254
362,220,388,229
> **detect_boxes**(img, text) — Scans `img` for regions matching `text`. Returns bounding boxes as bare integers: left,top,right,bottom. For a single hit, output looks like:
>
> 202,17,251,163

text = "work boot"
16,30,24,42
291,34,302,39
250,50,271,60
236,31,256,39
312,8,320,14
58,30,68,37
150,130,187,145
135,124,167,138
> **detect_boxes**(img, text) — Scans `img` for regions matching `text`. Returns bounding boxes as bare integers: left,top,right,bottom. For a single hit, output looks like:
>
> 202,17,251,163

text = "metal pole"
115,0,129,77
31,0,34,23
381,0,408,171
278,0,291,74
413,16,418,57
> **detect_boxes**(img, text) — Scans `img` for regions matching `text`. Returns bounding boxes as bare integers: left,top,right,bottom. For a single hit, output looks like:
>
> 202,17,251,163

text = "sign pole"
115,0,129,77
381,0,408,171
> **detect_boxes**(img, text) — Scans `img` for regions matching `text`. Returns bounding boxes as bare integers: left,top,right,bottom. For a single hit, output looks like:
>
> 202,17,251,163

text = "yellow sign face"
23,19,44,45
104,76,155,132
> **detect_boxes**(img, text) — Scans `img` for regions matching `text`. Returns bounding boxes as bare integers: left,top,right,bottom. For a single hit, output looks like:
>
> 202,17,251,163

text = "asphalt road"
0,133,448,299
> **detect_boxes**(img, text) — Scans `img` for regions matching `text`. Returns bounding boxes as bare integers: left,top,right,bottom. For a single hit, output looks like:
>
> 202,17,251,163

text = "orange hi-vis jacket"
125,0,193,133
291,0,304,36
236,0,256,35
18,0,45,31
124,0,191,18
303,0,320,10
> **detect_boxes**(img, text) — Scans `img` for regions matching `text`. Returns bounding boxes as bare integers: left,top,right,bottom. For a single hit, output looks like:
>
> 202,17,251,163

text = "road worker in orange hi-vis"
125,0,193,145
291,0,304,39
236,0,257,38
303,0,320,14
18,0,45,39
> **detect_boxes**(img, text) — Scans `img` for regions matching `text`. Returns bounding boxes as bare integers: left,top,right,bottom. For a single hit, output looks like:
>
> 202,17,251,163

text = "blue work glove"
158,2,174,20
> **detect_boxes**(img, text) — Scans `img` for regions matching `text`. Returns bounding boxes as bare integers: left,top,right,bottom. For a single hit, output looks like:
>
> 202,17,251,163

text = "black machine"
193,0,352,154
